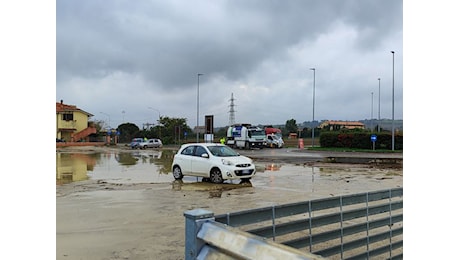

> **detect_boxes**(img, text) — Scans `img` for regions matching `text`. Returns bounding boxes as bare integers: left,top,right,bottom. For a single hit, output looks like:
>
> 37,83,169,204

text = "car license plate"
242,170,250,174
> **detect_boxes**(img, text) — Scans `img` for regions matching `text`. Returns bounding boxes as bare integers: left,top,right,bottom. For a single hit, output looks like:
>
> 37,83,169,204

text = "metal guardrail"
184,209,325,260
185,188,402,259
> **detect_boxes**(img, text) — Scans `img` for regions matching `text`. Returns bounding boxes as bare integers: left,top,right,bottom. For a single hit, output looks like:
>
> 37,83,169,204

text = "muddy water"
56,149,402,202
56,149,402,260
56,150,174,185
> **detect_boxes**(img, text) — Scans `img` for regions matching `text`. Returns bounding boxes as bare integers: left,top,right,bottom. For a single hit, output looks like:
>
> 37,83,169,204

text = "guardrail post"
184,208,215,260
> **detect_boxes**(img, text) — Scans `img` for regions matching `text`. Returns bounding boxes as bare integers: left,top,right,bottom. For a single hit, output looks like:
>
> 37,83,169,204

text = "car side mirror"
201,153,209,158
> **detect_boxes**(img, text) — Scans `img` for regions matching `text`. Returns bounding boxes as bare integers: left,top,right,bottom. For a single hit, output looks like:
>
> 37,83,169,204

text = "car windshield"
207,145,239,157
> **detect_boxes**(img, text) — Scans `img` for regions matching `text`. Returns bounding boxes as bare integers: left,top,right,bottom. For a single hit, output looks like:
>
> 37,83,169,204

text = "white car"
171,143,256,184
139,138,163,149
266,134,284,148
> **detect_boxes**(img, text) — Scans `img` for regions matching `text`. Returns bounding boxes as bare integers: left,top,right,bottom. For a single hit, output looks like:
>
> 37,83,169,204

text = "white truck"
226,124,267,149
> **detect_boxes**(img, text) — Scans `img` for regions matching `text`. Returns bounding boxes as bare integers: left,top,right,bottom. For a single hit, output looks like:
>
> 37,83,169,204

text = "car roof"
181,142,224,147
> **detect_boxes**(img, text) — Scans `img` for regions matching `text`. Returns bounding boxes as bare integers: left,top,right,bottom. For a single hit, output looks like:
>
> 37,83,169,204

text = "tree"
117,123,140,143
285,119,298,134
89,120,104,132
157,116,192,144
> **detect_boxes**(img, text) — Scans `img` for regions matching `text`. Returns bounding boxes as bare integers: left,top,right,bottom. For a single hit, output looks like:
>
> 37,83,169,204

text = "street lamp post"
378,78,381,132
148,107,160,123
196,73,203,143
148,107,161,139
391,51,395,151
310,68,316,147
371,92,374,132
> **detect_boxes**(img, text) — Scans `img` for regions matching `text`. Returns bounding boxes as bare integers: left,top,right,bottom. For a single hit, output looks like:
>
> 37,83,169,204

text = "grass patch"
307,147,402,153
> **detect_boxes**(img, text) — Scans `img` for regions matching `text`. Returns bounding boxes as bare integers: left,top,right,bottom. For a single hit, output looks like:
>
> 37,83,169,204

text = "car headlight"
221,159,233,166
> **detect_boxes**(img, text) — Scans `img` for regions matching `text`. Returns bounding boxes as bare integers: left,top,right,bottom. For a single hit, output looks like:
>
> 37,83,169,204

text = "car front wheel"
210,168,223,184
172,166,184,180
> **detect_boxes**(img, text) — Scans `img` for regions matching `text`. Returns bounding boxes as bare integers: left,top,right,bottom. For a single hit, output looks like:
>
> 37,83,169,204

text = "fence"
184,188,402,259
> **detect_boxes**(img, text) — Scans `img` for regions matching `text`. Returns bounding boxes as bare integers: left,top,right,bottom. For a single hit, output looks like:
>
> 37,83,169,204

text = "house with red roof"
56,100,97,142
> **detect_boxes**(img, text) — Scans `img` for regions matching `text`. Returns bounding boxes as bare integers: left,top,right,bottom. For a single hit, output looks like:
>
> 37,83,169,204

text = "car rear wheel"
210,168,223,184
172,166,183,180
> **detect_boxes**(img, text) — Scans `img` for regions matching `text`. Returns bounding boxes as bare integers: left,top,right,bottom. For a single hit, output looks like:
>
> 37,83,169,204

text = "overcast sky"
6,2,460,256
56,0,403,129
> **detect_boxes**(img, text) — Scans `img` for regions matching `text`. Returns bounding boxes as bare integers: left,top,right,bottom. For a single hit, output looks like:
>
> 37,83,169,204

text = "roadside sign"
370,134,377,151
370,134,377,142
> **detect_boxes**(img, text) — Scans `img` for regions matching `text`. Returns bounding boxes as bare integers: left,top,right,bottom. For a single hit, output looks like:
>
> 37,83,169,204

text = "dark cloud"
56,0,403,127
58,0,401,85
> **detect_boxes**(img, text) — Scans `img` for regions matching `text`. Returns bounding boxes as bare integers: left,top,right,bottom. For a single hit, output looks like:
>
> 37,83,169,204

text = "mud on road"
56,145,402,260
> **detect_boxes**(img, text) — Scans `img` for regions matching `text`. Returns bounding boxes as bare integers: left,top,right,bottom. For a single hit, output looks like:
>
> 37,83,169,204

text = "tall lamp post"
391,51,395,151
371,92,374,132
196,73,203,142
148,107,161,123
148,107,161,138
310,68,316,147
378,78,381,132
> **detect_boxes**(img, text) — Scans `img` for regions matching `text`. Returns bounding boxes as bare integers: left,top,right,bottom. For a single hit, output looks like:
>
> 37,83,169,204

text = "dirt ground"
56,145,402,260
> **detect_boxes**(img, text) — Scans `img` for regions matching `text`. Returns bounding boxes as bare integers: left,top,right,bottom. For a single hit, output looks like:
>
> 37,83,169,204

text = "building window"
62,113,73,121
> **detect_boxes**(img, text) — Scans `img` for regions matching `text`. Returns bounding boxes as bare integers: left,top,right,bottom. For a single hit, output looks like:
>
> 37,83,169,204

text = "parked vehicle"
266,134,284,148
226,124,266,149
264,126,283,138
171,143,256,184
130,138,144,149
139,138,163,149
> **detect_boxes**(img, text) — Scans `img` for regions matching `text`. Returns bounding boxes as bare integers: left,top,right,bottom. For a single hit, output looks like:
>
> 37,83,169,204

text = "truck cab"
226,124,266,149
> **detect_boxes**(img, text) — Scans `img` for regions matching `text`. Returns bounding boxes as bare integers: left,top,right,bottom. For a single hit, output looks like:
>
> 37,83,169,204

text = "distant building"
56,100,96,142
319,120,365,131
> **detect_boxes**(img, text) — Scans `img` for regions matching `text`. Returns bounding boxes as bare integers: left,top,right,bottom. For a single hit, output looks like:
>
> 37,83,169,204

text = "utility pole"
310,68,316,147
196,73,203,142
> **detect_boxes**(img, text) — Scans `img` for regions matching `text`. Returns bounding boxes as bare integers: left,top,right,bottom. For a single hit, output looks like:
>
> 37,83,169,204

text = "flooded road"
56,147,402,260
56,150,173,185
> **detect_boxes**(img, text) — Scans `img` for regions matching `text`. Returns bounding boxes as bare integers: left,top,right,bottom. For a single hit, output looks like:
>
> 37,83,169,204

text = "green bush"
319,131,403,150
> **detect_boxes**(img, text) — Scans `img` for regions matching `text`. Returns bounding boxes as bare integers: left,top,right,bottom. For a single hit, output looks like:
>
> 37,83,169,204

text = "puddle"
56,150,176,185
57,150,402,197
264,163,282,171
171,179,253,198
